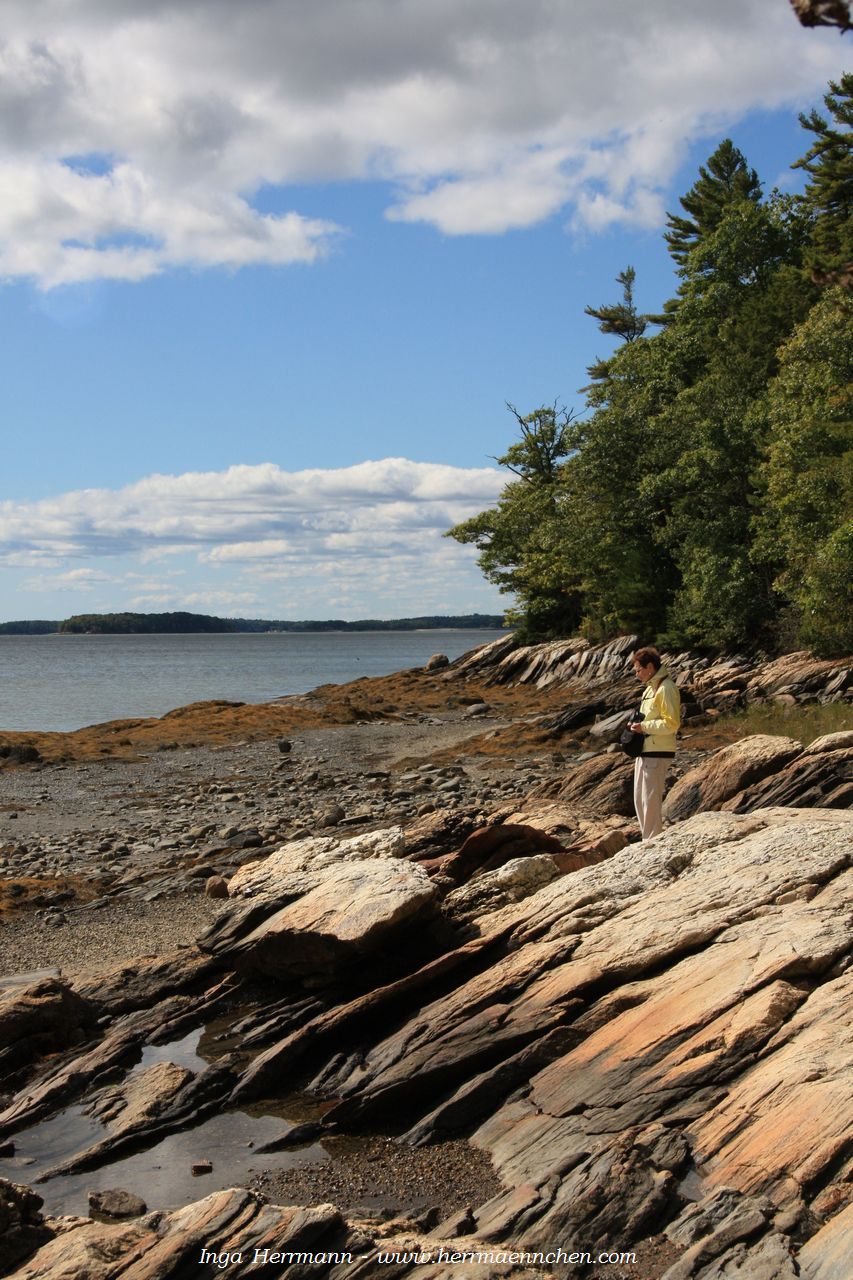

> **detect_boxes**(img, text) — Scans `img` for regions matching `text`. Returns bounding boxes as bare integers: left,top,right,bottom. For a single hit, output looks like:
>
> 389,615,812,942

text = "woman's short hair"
632,646,661,671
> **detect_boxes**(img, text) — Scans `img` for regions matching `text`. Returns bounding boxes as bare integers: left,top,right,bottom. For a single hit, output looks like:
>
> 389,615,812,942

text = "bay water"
0,630,505,733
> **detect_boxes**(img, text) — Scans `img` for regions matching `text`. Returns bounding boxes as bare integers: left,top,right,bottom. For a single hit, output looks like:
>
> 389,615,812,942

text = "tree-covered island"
0,612,506,635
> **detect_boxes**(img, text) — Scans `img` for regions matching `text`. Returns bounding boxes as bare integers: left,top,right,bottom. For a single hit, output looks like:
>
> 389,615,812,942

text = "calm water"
0,630,505,733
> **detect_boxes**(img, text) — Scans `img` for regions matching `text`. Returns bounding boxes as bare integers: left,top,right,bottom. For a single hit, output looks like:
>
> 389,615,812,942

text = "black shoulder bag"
619,708,645,757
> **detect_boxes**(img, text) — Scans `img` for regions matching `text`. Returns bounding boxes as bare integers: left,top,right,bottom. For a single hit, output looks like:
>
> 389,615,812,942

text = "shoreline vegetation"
0,611,507,636
449,76,853,659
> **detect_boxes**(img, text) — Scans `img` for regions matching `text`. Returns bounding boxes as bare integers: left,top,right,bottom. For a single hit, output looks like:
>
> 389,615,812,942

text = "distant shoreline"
0,627,505,637
0,610,508,636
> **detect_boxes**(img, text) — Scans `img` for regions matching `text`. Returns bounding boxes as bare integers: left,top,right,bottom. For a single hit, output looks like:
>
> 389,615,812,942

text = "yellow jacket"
638,667,680,756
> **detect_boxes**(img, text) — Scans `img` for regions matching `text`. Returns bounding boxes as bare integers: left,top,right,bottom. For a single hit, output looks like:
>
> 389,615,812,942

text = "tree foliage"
450,83,852,655
794,72,853,284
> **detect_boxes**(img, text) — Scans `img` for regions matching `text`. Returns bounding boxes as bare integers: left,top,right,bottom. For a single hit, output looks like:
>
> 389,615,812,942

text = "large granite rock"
226,826,407,898
420,824,567,887
662,735,803,823
442,856,563,926
202,855,437,980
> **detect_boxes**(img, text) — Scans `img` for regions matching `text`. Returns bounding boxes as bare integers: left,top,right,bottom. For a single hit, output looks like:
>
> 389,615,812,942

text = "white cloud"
0,0,845,285
0,456,503,575
4,458,506,618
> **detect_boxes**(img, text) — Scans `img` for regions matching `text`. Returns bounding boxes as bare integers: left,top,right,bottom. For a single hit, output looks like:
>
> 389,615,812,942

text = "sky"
0,0,848,623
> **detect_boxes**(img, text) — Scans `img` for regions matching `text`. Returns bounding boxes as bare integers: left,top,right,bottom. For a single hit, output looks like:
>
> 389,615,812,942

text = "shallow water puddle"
0,1027,330,1216
137,1026,208,1072
1,1110,328,1216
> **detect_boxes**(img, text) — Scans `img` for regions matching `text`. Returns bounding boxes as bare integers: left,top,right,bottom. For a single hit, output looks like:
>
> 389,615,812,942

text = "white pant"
633,756,670,840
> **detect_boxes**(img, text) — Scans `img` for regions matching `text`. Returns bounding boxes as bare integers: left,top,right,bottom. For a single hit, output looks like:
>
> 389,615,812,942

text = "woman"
629,646,681,840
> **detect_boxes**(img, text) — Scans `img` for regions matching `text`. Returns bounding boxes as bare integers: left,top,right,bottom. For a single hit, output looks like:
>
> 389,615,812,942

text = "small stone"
277,739,293,753
191,1160,213,1176
205,875,229,899
316,805,345,828
88,1189,148,1219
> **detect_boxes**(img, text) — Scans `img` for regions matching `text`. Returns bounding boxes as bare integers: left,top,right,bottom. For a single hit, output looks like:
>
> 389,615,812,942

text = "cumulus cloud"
0,0,845,285
1,456,503,586
4,458,506,616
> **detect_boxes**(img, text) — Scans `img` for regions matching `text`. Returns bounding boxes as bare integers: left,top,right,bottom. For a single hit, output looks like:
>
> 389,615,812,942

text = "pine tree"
664,139,762,269
794,72,853,285
584,266,650,343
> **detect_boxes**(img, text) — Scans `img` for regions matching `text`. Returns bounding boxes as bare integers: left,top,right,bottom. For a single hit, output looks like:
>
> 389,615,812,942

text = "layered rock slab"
14,1187,365,1280
662,734,803,823
200,827,437,980
724,743,853,813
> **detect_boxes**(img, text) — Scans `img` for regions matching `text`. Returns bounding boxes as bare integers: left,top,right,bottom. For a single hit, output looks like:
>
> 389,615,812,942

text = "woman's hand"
629,722,644,733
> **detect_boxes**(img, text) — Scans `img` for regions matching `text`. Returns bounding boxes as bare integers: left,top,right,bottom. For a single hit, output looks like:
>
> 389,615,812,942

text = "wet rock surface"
0,635,850,1277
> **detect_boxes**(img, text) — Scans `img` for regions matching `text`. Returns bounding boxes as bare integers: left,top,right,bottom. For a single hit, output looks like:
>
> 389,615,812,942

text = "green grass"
721,699,852,745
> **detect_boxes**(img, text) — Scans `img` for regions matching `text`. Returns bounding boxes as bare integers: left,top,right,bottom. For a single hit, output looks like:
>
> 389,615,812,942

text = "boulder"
443,856,563,926
0,1179,51,1273
204,857,438,980
205,874,229,899
663,735,803,823
526,753,636,816
424,653,449,670
226,826,407,898
87,1188,147,1220
87,1061,194,1132
0,980,99,1082
436,824,567,887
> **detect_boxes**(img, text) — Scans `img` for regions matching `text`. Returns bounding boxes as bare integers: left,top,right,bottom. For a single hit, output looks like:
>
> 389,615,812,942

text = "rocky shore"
0,635,850,1278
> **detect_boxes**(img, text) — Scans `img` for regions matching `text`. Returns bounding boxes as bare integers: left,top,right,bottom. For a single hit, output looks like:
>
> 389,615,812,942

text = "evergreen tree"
794,72,853,285
447,78,848,654
447,405,582,640
584,266,650,343
664,139,762,270
754,287,853,654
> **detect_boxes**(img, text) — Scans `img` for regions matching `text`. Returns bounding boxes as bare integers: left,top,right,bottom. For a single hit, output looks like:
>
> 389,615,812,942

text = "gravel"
0,716,516,984
0,895,224,983
253,1134,503,1225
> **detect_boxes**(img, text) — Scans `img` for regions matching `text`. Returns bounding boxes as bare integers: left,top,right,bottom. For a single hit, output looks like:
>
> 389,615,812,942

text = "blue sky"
0,1,848,622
